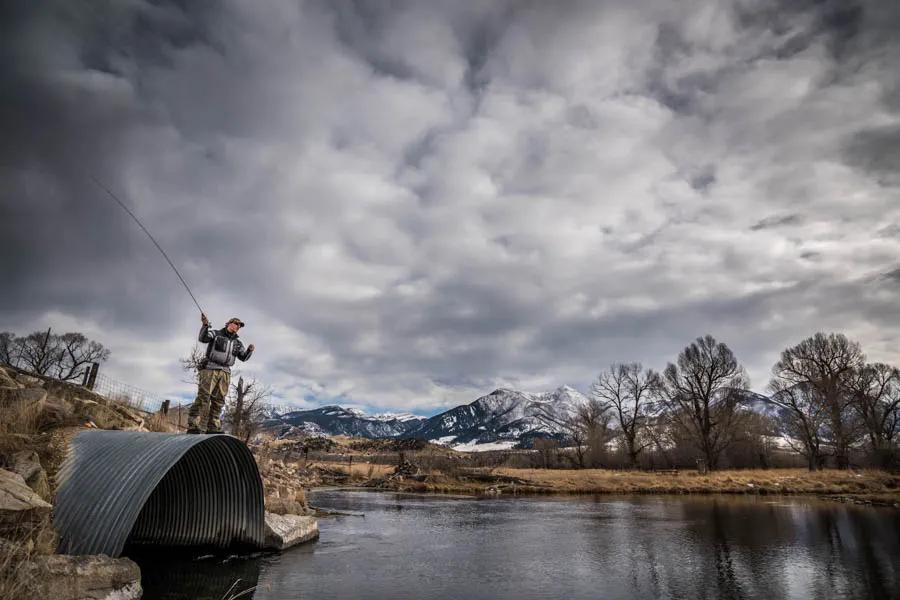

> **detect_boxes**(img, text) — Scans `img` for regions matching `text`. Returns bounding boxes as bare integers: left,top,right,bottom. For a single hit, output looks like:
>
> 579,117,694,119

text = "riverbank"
331,463,900,505
0,365,318,600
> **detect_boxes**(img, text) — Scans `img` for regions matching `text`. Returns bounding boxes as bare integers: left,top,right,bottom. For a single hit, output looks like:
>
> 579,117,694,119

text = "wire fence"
90,372,175,414
3,358,298,426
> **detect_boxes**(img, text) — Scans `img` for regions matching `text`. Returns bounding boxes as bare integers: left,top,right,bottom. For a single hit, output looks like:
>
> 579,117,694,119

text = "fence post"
81,367,91,387
86,362,99,390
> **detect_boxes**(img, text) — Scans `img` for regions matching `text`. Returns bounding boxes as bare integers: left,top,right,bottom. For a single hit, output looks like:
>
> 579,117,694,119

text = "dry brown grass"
0,396,42,436
0,518,57,600
144,412,178,432
0,543,30,600
346,464,900,498
490,467,900,496
311,461,393,482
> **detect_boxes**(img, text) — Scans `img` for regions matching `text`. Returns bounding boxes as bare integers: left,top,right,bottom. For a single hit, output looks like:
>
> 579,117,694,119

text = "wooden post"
86,362,99,390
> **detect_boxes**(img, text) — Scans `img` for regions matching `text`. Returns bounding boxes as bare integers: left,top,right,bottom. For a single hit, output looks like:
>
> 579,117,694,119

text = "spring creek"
135,489,900,600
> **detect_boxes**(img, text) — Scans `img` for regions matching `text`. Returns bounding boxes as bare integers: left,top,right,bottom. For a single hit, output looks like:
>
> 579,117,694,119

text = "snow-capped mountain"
268,405,427,439
266,386,590,449
410,386,590,449
265,386,778,450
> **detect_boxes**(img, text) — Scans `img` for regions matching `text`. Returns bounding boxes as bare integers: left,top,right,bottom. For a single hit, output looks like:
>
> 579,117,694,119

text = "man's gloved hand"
201,313,209,326
247,344,255,352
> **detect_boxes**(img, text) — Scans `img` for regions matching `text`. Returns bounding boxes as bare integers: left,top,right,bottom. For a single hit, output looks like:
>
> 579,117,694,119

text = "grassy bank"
491,467,900,496
307,461,900,504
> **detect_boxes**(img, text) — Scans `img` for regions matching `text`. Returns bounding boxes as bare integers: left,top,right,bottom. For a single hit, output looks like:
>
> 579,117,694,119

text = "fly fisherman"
187,314,255,434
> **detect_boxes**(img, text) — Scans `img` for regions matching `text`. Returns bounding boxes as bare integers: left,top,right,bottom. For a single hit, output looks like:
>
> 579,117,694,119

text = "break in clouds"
2,0,899,414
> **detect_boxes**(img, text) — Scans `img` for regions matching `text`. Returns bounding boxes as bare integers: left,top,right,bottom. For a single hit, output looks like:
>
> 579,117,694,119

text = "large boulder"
15,373,46,388
0,468,51,533
17,554,142,600
9,450,52,501
0,366,21,389
0,385,46,407
263,512,319,550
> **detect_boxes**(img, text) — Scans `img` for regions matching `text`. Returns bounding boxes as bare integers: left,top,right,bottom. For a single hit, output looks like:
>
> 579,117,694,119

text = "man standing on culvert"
187,314,255,434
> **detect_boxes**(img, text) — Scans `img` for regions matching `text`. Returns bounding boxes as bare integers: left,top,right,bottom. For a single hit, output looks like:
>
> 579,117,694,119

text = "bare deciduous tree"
572,398,613,467
57,333,110,381
772,333,864,469
225,375,271,442
533,437,560,469
849,363,900,468
659,335,750,471
593,363,660,468
0,332,18,365
564,416,588,468
179,344,206,385
19,329,61,376
13,329,110,381
768,381,827,470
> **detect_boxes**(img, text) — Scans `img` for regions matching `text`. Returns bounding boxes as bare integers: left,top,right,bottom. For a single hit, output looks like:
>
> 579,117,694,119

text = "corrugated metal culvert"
54,430,265,557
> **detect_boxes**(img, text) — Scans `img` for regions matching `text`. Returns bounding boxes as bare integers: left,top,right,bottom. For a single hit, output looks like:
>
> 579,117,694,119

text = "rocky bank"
0,364,319,599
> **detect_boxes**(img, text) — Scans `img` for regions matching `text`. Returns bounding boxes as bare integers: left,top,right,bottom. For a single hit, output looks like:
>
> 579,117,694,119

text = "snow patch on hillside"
452,440,519,452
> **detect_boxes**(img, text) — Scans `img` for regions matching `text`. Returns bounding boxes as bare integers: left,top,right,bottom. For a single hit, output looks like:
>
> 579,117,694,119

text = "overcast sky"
2,0,899,415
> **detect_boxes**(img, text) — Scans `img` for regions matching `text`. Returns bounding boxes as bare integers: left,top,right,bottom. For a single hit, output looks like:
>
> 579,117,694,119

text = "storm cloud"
2,0,900,413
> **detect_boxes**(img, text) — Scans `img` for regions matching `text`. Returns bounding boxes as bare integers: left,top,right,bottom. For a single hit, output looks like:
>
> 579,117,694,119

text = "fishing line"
89,175,205,315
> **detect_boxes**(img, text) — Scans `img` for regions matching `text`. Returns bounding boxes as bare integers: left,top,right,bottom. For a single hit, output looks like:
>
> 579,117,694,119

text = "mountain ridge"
265,385,591,450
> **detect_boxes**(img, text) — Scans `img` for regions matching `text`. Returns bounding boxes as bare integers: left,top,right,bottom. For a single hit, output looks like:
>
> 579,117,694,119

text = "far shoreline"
302,464,900,508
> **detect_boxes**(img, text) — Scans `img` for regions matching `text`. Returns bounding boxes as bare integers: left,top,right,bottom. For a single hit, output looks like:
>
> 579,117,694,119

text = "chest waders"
188,332,237,433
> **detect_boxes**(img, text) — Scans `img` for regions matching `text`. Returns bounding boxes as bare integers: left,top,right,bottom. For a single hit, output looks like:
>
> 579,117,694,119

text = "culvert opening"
125,435,265,552
55,431,265,557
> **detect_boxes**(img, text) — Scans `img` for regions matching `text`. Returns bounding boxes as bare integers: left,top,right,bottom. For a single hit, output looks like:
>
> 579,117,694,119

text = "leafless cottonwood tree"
593,363,660,469
772,333,864,469
574,398,613,467
8,329,109,380
225,376,271,442
179,344,206,384
533,438,560,469
0,332,18,365
56,333,110,381
849,363,900,468
659,335,750,471
18,329,60,376
768,381,828,470
565,416,588,468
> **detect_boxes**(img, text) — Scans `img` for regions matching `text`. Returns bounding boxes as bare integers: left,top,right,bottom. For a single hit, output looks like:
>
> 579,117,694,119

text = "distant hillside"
266,386,590,451
267,405,426,439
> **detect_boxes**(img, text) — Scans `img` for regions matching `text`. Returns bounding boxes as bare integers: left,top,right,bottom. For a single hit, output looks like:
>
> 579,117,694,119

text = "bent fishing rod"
89,175,205,315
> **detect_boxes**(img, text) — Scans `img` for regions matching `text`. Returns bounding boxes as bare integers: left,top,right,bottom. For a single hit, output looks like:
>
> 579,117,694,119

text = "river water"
137,490,900,600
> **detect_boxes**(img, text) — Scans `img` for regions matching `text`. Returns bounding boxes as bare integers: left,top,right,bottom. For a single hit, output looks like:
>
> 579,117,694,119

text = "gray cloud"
881,267,900,283
750,214,804,231
3,0,900,413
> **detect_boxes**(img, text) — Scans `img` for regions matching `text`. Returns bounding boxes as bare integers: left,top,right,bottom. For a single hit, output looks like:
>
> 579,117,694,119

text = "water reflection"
133,550,263,600
137,492,900,600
